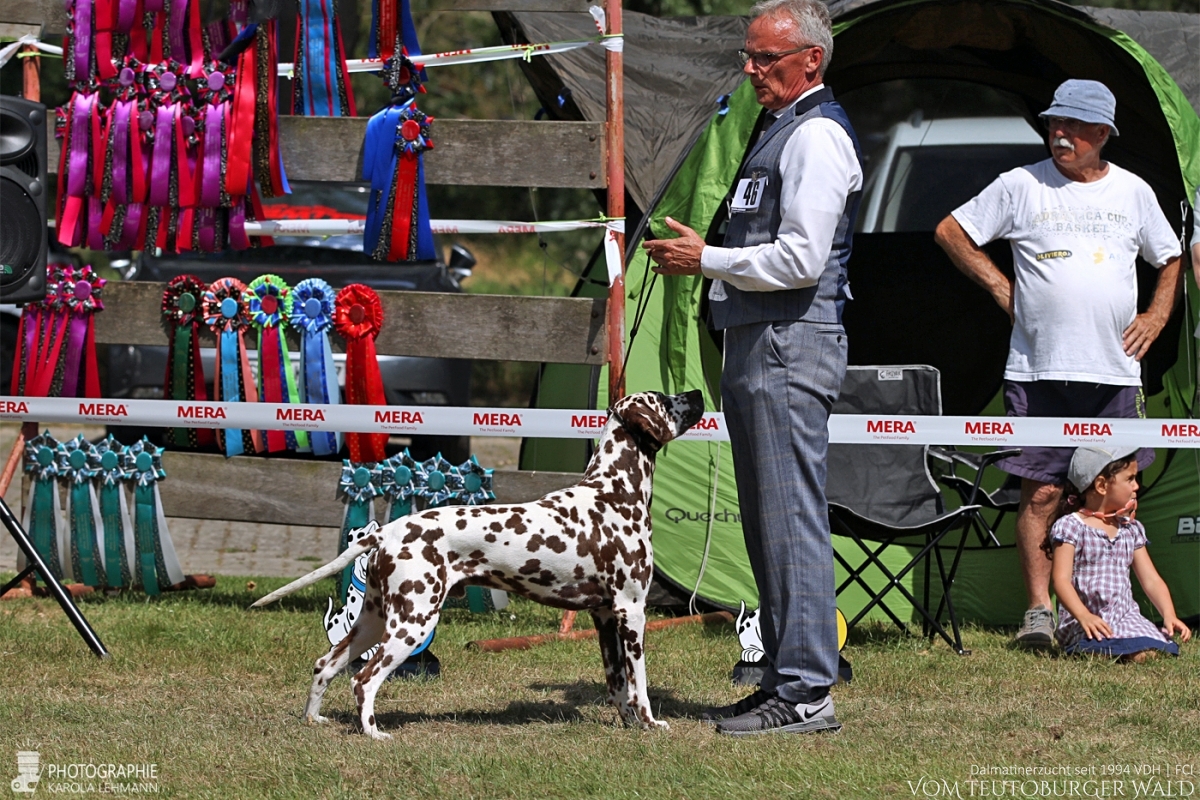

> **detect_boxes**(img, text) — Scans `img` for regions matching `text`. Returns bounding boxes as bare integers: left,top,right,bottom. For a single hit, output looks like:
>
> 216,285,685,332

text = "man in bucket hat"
935,79,1183,650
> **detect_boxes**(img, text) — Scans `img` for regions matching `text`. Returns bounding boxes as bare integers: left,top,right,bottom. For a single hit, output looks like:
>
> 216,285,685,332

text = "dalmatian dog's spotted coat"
253,390,705,739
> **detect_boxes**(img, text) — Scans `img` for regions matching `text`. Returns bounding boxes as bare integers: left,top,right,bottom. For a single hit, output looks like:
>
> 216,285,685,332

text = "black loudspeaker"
0,96,48,304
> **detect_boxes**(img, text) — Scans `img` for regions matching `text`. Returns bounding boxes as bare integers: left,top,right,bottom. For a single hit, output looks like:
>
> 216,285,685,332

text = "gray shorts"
996,380,1155,485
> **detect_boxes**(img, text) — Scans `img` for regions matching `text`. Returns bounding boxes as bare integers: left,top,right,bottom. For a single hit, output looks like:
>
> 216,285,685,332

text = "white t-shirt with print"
952,159,1181,385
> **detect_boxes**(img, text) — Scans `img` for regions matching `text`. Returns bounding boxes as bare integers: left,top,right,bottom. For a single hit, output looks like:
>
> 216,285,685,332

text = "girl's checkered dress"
1051,514,1176,655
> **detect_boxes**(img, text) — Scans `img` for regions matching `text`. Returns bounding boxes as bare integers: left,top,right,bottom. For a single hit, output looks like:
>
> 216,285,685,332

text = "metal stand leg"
0,496,109,659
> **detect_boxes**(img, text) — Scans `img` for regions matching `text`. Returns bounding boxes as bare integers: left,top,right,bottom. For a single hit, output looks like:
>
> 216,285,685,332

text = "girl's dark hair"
1041,453,1138,556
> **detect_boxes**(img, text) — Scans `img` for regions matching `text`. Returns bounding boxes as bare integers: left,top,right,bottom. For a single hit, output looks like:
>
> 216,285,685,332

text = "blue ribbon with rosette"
455,456,495,506
415,454,461,509
126,438,186,595
21,432,67,584
379,448,419,522
290,278,342,456
56,435,106,588
95,434,135,589
338,460,381,602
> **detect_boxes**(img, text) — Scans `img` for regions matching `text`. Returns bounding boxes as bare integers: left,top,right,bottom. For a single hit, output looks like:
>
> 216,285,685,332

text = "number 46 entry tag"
730,175,767,214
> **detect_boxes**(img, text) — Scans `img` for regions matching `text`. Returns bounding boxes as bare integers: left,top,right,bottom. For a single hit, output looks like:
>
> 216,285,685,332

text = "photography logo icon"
11,749,41,794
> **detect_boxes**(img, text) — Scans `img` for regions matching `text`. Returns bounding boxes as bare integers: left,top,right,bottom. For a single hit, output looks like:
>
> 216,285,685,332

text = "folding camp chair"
826,365,1016,655
928,448,1022,548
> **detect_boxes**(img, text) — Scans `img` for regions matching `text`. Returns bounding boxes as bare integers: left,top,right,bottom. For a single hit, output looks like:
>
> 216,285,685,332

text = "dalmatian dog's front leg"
590,607,629,716
613,603,668,731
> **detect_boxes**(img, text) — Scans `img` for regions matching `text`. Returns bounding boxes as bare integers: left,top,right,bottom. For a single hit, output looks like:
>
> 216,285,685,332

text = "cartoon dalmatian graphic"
731,600,852,685
323,551,434,667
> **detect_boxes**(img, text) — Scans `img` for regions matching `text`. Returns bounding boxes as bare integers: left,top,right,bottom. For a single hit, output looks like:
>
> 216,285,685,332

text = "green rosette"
56,435,105,588
337,460,381,602
95,435,134,588
246,274,310,453
125,438,186,595
22,432,66,584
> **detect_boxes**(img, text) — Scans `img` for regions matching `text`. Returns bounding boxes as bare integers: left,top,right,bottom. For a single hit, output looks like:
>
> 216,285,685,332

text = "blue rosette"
416,454,461,508
56,435,105,588
22,432,66,583
125,438,185,595
455,456,495,506
337,460,382,601
290,278,342,457
380,449,419,522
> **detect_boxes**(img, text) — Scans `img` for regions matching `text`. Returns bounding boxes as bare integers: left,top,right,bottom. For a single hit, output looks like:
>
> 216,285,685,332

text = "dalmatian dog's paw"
304,714,330,725
365,729,393,741
642,718,670,731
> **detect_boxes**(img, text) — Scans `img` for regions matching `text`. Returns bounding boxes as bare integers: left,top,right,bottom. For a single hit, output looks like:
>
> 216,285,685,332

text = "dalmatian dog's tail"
249,521,381,609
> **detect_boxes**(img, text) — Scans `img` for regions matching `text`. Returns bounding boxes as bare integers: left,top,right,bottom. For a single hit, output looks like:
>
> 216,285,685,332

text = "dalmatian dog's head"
609,390,705,452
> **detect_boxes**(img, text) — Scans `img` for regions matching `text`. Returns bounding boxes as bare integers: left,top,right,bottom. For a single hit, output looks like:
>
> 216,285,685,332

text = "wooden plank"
94,281,607,364
448,0,596,11
48,118,605,189
0,0,61,34
159,451,582,527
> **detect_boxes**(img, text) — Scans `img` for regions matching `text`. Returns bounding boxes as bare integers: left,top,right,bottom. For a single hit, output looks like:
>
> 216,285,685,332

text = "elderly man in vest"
643,0,862,736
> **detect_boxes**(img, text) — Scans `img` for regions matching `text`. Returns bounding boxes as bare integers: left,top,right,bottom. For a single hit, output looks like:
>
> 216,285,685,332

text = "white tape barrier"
6,396,1200,448
244,219,622,237
0,36,62,69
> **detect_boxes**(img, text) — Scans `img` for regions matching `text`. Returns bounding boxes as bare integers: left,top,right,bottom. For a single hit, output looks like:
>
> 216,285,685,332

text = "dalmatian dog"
253,390,705,739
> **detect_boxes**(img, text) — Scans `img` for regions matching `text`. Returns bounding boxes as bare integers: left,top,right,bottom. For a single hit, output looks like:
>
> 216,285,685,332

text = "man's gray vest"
709,86,863,331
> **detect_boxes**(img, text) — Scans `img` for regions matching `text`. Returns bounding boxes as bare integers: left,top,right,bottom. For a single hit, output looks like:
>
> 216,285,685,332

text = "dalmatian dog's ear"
614,392,675,446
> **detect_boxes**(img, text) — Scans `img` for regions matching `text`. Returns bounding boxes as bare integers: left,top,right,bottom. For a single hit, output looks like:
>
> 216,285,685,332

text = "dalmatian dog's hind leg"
590,607,630,719
352,610,441,740
614,602,668,731
305,587,386,725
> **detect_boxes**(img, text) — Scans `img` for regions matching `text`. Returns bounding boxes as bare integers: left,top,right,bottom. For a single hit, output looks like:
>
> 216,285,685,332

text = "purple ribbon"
197,207,216,251
86,196,104,250
111,100,131,205
116,204,143,249
149,104,175,207
168,0,187,60
200,104,223,208
116,0,137,32
143,0,164,12
228,198,248,250
66,93,93,200
72,0,93,81
61,310,91,397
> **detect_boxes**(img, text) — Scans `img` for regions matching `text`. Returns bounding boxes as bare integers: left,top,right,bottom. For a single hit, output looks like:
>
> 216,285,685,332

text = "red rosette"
162,274,207,326
202,277,251,333
334,284,388,463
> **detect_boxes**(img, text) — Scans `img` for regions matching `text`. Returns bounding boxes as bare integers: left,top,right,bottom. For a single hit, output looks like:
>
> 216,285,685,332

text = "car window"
879,144,1047,232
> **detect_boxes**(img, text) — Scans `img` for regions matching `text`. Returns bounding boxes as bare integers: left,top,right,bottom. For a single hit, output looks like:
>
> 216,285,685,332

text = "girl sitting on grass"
1048,445,1191,661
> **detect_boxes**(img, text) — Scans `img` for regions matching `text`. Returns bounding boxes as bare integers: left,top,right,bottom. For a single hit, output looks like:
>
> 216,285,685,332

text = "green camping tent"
510,0,1200,625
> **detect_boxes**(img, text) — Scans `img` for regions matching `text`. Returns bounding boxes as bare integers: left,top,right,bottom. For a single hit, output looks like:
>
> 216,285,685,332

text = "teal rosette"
56,435,105,587
379,449,419,522
416,454,461,508
246,274,309,453
125,438,186,595
337,460,381,601
22,432,66,583
290,278,341,456
455,456,495,506
94,435,134,588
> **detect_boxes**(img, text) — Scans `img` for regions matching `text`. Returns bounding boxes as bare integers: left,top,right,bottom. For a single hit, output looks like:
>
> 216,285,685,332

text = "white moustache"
1052,137,1075,151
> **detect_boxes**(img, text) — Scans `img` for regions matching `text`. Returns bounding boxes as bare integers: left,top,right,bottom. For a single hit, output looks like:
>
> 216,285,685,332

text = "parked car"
857,114,1045,233
105,184,476,463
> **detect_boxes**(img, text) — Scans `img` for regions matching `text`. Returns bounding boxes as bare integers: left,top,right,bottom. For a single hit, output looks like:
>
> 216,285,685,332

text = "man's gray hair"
750,0,834,75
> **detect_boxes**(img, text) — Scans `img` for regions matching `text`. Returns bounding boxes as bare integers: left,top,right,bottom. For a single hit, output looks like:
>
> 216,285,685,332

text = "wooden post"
605,0,625,403
21,44,40,102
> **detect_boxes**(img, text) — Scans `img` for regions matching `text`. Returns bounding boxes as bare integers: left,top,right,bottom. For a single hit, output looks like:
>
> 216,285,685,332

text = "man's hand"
1123,310,1168,361
643,217,704,276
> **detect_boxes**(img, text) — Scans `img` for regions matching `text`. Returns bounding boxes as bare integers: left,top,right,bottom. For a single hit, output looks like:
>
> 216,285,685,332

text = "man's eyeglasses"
737,45,817,69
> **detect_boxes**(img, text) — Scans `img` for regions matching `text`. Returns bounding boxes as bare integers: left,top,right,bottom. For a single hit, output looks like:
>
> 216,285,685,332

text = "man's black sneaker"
698,689,773,723
715,693,842,736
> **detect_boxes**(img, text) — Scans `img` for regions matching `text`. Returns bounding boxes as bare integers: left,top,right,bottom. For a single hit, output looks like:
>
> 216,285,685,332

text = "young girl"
1048,445,1191,661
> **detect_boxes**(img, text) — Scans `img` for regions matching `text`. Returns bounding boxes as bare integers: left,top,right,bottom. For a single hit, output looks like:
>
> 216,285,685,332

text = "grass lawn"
1,574,1197,799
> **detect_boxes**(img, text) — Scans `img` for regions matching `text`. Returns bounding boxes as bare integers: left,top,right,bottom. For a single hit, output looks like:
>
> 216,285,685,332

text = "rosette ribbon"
379,449,418,521
293,0,356,117
203,277,263,456
162,275,215,448
9,269,64,397
289,279,341,456
55,88,102,248
368,0,422,63
367,104,435,262
337,460,380,601
95,435,135,588
21,433,68,583
57,265,105,399
416,454,461,509
246,275,308,453
194,62,233,251
101,60,151,250
56,435,106,588
333,284,388,463
456,456,495,506
125,438,186,595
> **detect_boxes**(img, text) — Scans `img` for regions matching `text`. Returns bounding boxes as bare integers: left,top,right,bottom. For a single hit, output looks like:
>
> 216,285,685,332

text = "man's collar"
769,83,826,119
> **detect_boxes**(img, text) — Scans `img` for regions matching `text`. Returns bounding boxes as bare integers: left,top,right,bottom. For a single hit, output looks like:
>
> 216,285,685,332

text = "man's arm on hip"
1123,254,1182,361
934,214,1014,323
